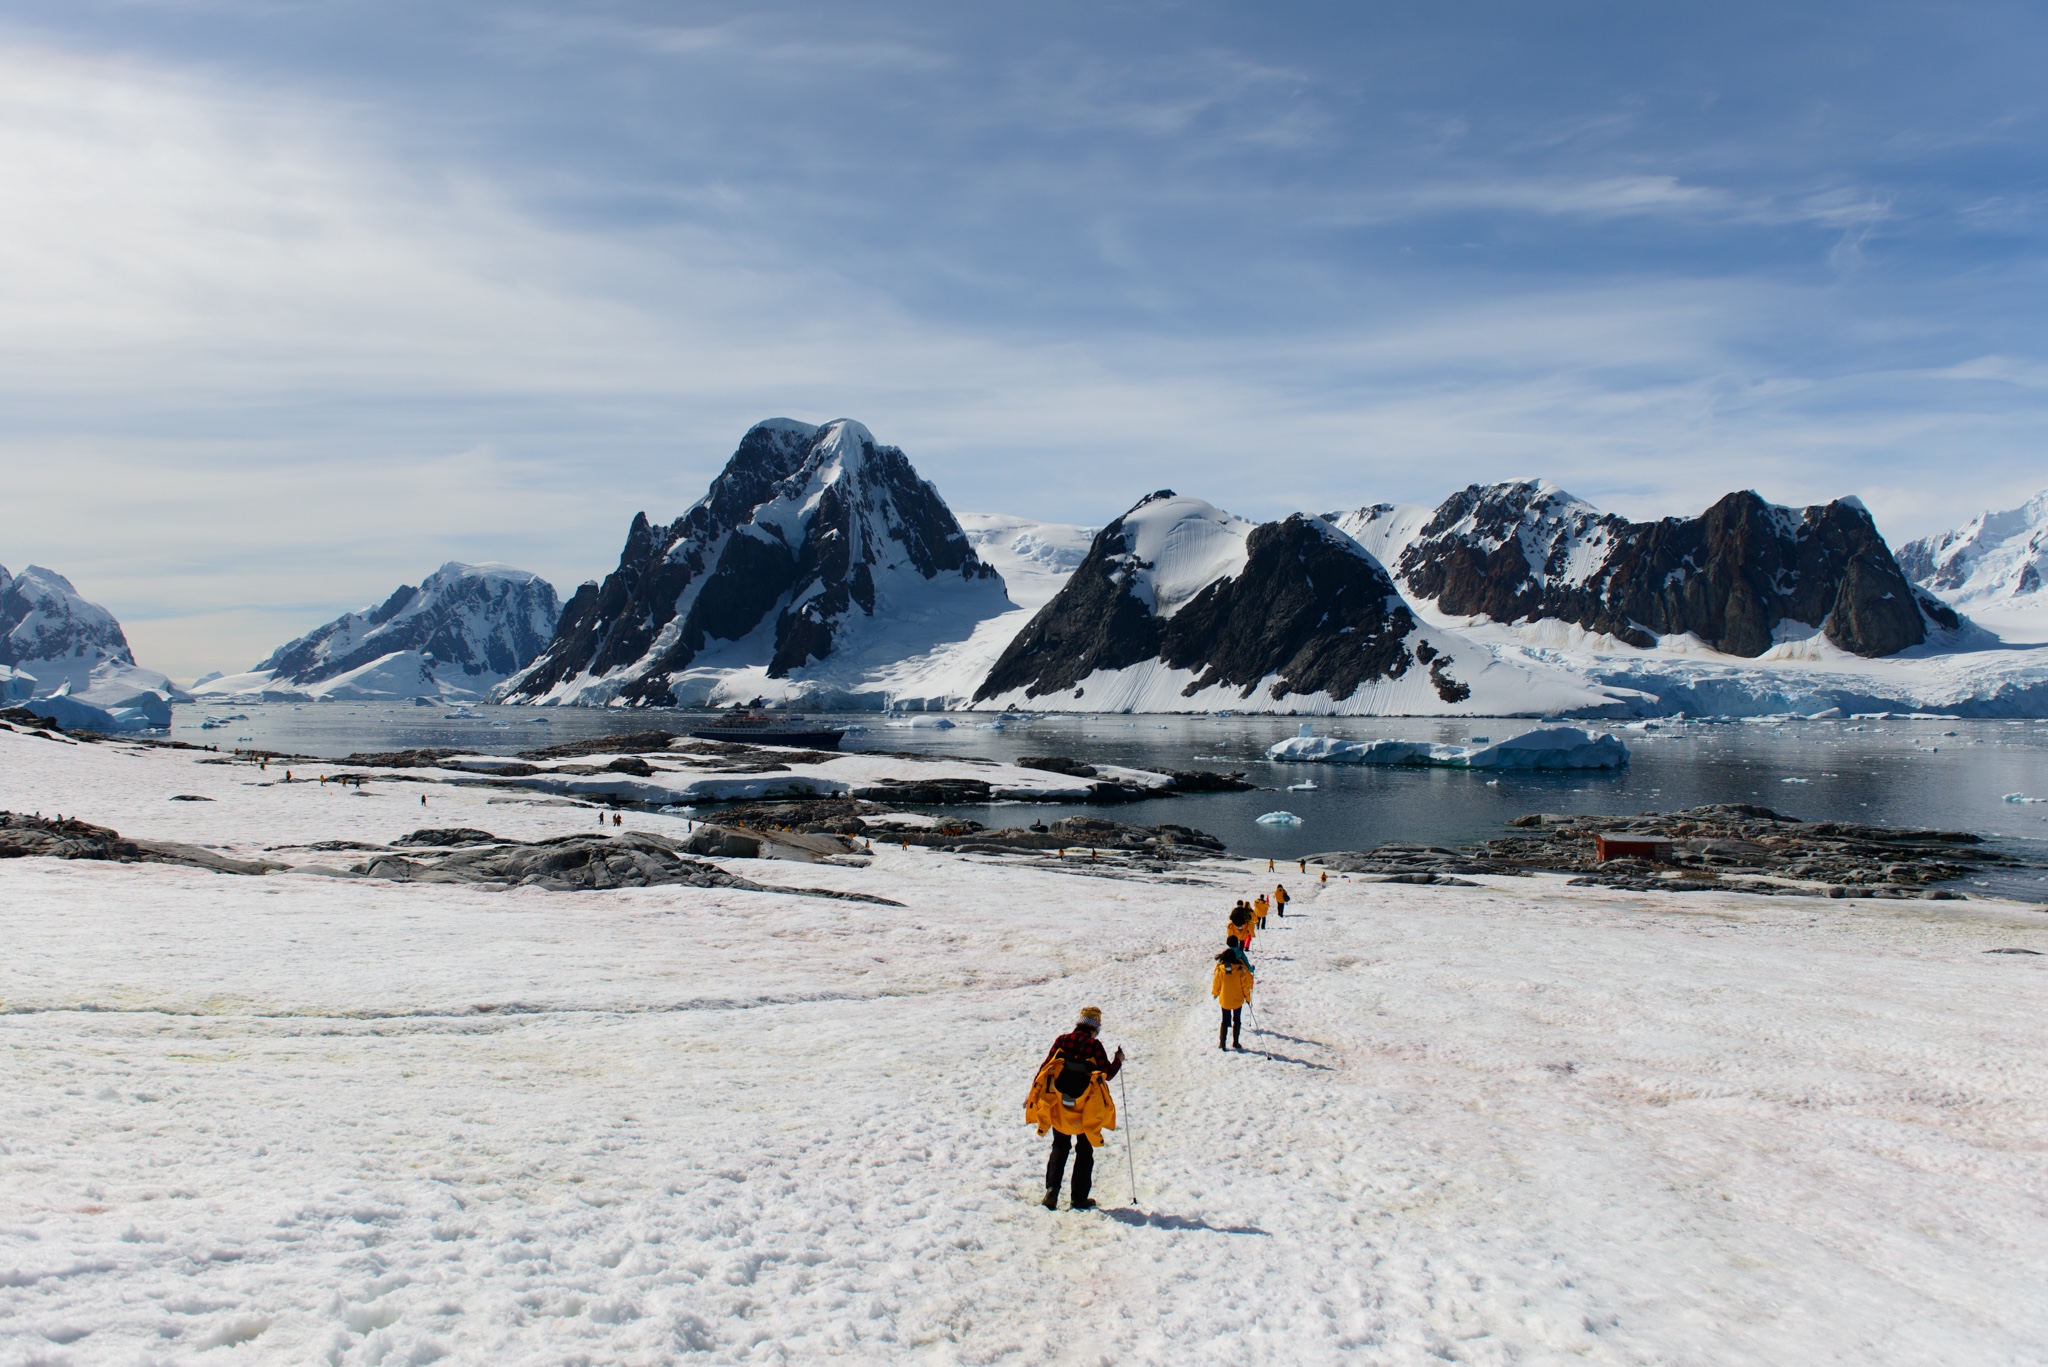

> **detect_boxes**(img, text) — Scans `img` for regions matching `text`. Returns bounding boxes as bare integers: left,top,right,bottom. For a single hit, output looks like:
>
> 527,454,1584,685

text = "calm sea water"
167,706,2048,894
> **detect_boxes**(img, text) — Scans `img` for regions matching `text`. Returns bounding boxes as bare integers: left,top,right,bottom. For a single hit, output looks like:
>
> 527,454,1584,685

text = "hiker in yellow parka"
1212,935,1254,1051
1228,902,1255,952
1273,883,1290,918
1024,1005,1122,1210
1253,893,1270,930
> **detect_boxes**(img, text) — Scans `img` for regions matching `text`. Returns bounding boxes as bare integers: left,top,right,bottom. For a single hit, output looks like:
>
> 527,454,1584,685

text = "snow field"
4,736,2048,1363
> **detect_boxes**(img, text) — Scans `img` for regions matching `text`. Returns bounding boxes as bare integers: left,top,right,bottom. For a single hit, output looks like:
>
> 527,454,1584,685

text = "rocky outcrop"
1391,483,1947,657
976,495,1458,704
257,563,559,689
501,420,1007,705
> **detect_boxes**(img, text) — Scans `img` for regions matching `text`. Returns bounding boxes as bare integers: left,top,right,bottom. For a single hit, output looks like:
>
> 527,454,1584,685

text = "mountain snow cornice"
501,420,1004,705
1386,482,1952,657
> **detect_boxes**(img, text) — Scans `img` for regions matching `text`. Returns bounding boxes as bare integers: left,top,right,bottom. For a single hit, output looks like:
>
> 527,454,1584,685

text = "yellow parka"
1228,914,1255,947
1212,961,1254,1010
1024,1054,1118,1146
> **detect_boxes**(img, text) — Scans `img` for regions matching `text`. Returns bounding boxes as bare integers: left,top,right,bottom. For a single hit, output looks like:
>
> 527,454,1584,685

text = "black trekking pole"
1119,1066,1139,1207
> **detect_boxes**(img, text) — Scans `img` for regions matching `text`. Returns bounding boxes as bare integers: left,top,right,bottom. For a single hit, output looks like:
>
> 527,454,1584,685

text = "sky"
2,1,2047,679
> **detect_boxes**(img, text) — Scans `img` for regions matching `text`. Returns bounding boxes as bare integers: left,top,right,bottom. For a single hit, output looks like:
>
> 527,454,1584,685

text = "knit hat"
1077,1005,1102,1028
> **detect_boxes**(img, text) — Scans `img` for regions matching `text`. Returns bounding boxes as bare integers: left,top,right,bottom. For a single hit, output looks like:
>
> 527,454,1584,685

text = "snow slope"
3,731,2046,1364
1899,489,2048,643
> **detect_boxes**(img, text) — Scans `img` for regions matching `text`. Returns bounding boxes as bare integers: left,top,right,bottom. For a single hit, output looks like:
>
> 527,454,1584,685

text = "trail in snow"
2,735,2047,1364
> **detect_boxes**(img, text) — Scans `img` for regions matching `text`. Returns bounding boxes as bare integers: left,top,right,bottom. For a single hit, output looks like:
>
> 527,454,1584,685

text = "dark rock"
977,500,1444,704
394,828,502,847
1017,755,1097,778
169,794,214,802
342,748,466,770
517,730,685,760
852,778,994,805
1164,769,1254,793
502,420,1004,703
354,830,899,902
0,812,284,874
606,755,655,777
1391,483,1935,658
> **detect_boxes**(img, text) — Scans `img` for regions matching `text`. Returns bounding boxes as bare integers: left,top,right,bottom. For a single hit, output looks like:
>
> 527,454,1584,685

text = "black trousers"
1046,1129,1094,1202
1219,1006,1242,1045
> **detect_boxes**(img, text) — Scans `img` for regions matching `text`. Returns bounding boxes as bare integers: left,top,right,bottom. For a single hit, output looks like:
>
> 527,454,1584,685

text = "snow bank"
1270,725,1630,769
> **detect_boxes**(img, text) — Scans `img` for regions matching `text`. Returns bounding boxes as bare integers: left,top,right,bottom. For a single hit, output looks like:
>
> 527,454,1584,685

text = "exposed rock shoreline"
1310,804,2030,900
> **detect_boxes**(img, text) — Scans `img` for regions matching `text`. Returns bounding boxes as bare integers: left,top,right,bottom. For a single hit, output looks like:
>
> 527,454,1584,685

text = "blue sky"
2,1,2046,676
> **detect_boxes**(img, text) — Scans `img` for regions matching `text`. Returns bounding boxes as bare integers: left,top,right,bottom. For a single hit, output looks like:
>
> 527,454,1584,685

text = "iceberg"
1268,726,1629,771
17,693,162,733
1255,811,1304,825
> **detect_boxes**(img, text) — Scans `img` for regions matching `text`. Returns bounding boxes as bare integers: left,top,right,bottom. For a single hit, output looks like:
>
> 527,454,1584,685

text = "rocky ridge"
501,420,1008,706
1308,804,2025,898
1338,482,1954,658
977,493,1474,705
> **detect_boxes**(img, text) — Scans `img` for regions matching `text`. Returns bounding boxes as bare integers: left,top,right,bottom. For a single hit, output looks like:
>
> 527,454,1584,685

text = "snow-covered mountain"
499,420,1014,707
1335,481,1953,658
1,563,137,695
194,563,560,702
972,492,1636,715
260,563,559,688
1897,490,2048,642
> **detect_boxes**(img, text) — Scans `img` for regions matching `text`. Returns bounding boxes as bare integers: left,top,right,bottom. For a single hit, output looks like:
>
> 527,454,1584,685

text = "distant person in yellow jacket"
1213,936,1254,1050
1253,893,1270,930
1025,1005,1123,1210
1273,883,1290,917
1228,902,1255,951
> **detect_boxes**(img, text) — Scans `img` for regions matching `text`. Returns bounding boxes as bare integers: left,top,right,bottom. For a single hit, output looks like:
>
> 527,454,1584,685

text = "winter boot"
1070,1197,1098,1211
1042,1189,1058,1210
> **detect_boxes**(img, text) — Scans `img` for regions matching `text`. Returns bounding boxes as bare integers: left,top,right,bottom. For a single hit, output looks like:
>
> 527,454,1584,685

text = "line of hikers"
1025,882,1291,1209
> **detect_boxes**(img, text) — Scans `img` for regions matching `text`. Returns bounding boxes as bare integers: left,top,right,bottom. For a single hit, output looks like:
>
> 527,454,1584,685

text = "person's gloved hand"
1113,1047,1126,1064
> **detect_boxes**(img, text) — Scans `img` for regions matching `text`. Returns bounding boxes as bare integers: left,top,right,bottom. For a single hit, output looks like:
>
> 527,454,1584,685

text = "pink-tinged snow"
5,736,2048,1364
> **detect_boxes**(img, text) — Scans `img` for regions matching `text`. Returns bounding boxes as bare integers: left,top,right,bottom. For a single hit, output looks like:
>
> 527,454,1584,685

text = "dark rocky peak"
367,583,419,627
1398,483,1944,658
501,419,1005,704
977,501,1469,705
1397,480,1632,625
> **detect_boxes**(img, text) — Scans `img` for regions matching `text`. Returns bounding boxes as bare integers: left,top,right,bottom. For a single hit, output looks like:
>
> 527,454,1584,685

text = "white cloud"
1,34,2043,678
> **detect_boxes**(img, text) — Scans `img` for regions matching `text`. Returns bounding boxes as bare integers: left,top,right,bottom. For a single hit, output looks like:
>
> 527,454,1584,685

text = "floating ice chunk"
1267,726,1628,771
1806,707,1844,720
1296,723,1316,738
2004,793,2047,804
1782,777,1810,784
1285,780,1318,792
1255,811,1303,825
